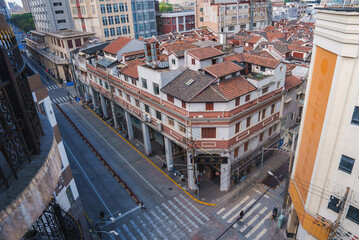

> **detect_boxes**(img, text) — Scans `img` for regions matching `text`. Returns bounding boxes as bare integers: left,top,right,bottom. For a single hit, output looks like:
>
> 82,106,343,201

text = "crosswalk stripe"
241,203,262,221
65,96,70,101
227,199,255,223
174,197,204,225
143,212,166,238
156,206,187,240
61,97,67,102
162,202,192,233
122,224,136,240
179,194,209,221
253,228,267,240
52,98,58,103
57,98,63,103
47,85,53,90
136,216,158,240
46,87,50,91
240,207,268,232
245,212,272,238
149,209,173,237
221,195,250,220
216,208,225,215
115,227,126,240
168,200,198,229
130,220,147,240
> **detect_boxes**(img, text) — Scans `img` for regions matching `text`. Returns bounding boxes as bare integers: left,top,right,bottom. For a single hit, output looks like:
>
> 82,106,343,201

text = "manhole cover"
169,187,172,190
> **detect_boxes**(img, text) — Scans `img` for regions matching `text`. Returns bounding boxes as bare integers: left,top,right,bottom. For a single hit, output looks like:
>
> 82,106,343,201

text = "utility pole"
329,187,350,239
189,120,198,197
282,131,296,210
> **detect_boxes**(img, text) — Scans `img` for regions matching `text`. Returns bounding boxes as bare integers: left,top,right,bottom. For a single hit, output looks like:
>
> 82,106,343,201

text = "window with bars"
206,102,214,111
201,128,216,138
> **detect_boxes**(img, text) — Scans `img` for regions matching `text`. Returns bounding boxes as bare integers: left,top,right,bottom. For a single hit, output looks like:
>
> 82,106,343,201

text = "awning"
285,98,292,103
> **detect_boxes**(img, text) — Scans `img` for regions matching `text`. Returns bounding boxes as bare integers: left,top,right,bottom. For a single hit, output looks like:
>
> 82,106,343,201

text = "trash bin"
277,214,285,228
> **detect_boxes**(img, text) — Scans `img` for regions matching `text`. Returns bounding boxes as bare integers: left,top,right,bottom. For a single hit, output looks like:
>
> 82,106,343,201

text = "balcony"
0,114,62,240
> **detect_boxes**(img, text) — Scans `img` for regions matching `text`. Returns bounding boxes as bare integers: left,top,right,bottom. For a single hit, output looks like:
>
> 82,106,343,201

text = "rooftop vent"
186,79,195,85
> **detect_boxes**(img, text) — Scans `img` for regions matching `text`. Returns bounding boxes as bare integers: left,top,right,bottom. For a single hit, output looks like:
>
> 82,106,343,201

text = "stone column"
125,111,134,140
220,163,231,191
141,122,152,155
89,87,98,109
111,101,119,129
176,16,179,32
164,137,173,170
183,16,186,31
100,94,108,118
187,151,195,190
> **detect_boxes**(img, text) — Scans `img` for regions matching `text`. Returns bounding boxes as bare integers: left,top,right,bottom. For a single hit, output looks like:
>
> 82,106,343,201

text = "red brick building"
157,11,195,34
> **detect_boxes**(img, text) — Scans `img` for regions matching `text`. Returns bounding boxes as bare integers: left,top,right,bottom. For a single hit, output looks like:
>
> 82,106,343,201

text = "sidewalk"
268,208,292,240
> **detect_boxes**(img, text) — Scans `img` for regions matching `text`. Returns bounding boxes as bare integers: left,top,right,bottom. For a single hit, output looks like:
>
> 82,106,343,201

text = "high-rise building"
69,0,157,41
21,0,30,13
0,0,10,20
28,0,75,31
196,0,272,33
287,4,359,240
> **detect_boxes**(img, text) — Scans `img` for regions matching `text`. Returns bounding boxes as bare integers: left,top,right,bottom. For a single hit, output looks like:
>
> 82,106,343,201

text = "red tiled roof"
266,32,285,42
242,53,281,68
162,41,197,54
285,75,302,90
263,26,276,31
287,44,312,53
186,46,224,60
243,46,254,52
246,35,262,44
204,61,243,78
216,75,257,100
122,49,145,57
119,59,145,79
103,37,132,54
223,53,243,62
251,50,276,59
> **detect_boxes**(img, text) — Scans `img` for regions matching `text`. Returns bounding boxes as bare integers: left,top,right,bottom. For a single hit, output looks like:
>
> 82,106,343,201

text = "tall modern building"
28,0,74,31
0,0,10,20
287,4,359,240
69,0,157,41
196,0,271,33
21,0,30,13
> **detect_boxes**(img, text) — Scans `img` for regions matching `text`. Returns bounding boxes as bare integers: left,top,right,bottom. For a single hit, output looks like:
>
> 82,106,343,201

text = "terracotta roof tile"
242,53,281,68
103,37,132,55
287,44,312,53
246,35,263,44
204,61,243,78
162,41,197,54
186,46,224,60
285,75,303,90
119,59,145,79
122,49,145,57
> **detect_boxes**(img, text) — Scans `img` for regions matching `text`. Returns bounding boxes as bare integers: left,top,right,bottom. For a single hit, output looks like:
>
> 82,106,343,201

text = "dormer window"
192,58,195,65
212,58,217,65
231,72,236,78
260,66,265,72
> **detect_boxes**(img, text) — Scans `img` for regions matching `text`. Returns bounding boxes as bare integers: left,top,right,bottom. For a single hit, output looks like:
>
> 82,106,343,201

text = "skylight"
186,79,195,85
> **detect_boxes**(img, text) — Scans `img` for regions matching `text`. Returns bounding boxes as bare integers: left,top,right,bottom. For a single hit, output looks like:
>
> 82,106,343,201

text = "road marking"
156,206,187,240
65,96,70,101
122,224,136,240
179,194,209,221
240,207,267,232
136,216,157,240
63,140,113,218
168,199,198,229
143,212,166,238
162,202,192,233
221,195,249,220
245,212,272,238
241,203,261,221
149,209,173,238
68,104,163,197
102,206,140,228
174,197,204,225
60,97,67,102
216,208,225,215
115,227,127,240
130,220,147,240
227,199,255,223
52,98,58,104
253,228,267,240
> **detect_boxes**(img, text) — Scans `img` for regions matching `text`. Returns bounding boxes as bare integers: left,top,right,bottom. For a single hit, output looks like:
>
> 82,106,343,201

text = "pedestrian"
140,201,146,210
162,162,167,169
180,170,184,182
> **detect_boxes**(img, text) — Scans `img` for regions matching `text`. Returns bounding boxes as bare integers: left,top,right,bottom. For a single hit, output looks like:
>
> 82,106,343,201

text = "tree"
159,3,173,12
10,13,35,32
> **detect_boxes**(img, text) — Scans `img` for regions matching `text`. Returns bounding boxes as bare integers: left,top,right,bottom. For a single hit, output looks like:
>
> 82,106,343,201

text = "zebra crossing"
46,84,61,91
51,96,72,104
106,194,209,240
216,193,273,239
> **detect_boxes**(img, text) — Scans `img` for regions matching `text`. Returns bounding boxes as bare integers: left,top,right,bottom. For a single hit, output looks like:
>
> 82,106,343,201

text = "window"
260,66,266,72
259,132,264,142
145,104,150,113
172,59,176,65
351,106,359,126
338,155,355,174
67,40,73,48
244,141,249,152
246,116,251,128
55,10,63,14
235,97,240,106
327,195,340,213
168,117,174,127
153,83,159,95
116,27,121,35
131,78,137,85
235,122,241,133
234,147,239,158
206,102,214,111
262,87,268,94
182,101,186,109
142,78,147,89
273,123,277,132
167,95,174,103
113,3,118,12
200,7,203,12
269,126,273,136
53,2,62,6
75,39,81,47
202,128,216,138
135,99,140,107
121,14,126,23
271,104,275,114
156,111,162,120
262,109,266,120
66,186,75,206
346,205,359,224
179,124,186,133
245,94,250,102
100,4,106,13
200,17,203,22
108,16,114,25
104,28,109,37
102,17,108,25
229,26,235,31
122,26,127,34
106,4,112,13
126,94,131,102
115,15,120,24
57,19,66,23
192,58,195,65
119,3,124,11
116,89,122,97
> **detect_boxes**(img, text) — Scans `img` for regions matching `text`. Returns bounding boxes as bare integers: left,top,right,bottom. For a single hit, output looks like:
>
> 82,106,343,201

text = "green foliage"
159,2,173,12
10,13,35,32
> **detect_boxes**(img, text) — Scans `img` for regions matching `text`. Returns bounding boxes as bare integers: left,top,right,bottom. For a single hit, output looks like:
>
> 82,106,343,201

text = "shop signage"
194,155,228,164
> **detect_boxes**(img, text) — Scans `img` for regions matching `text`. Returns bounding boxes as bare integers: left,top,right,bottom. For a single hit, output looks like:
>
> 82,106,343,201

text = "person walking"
140,201,146,210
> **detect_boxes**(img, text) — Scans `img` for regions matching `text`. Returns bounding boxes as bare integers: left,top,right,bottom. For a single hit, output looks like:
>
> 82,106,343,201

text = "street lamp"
267,171,284,190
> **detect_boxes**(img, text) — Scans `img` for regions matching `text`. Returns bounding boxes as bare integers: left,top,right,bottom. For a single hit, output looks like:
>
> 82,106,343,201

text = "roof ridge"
210,83,229,101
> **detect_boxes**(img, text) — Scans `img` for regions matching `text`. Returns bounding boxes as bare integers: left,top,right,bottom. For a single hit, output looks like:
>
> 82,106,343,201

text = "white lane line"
241,203,262,221
52,84,59,89
63,140,113,217
143,212,166,238
115,227,126,240
179,194,209,221
136,216,158,240
122,224,136,240
162,202,192,233
130,220,147,240
253,228,267,240
254,189,261,194
245,212,272,238
156,206,187,240
69,104,163,197
264,194,269,199
240,207,268,232
227,199,255,223
52,98,58,104
174,197,204,225
149,209,174,238
216,208,225,215
168,199,198,229
102,206,140,228
60,97,67,102
221,195,250,220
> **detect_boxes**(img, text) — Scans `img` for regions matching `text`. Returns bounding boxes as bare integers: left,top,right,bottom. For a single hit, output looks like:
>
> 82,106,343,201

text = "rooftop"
204,61,243,78
193,40,223,48
103,37,132,55
119,59,145,79
186,46,224,60
45,30,95,39
285,74,303,90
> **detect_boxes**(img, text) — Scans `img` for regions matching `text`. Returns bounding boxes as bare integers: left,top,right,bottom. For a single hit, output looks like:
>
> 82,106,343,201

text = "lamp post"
267,171,285,190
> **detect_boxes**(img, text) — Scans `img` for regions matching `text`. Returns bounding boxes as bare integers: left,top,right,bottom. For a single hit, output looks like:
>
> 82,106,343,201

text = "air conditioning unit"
157,122,163,132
